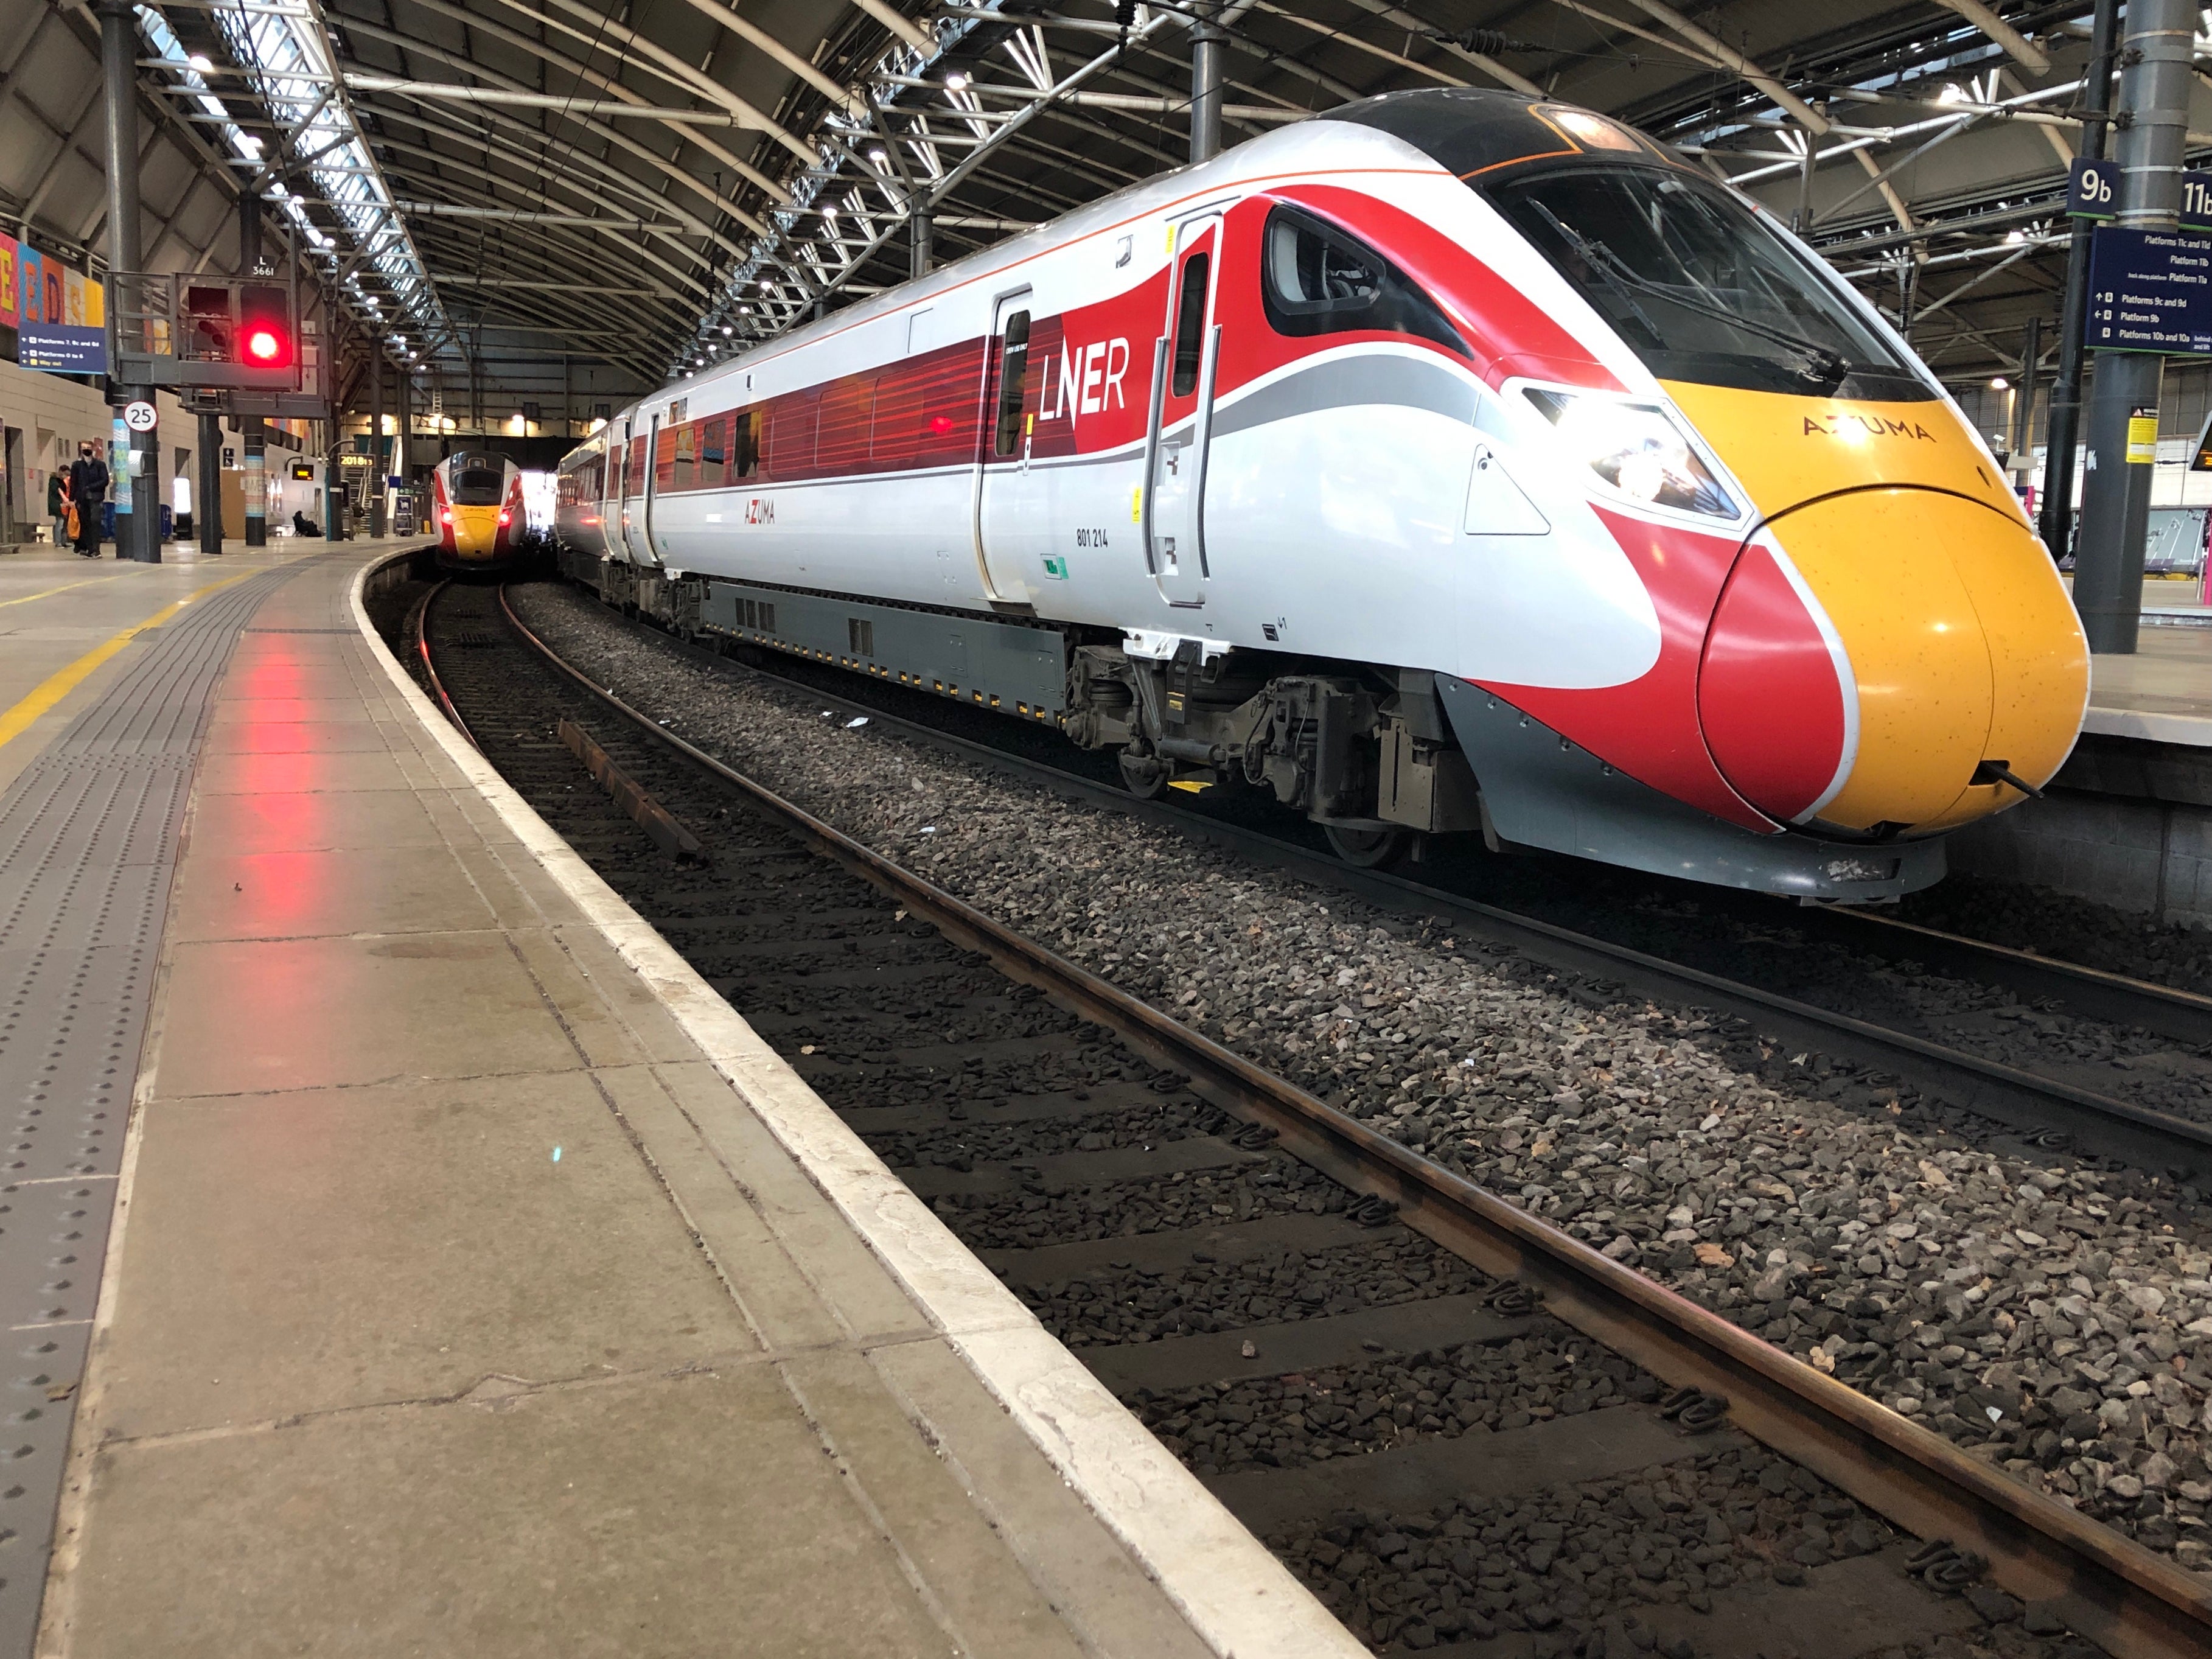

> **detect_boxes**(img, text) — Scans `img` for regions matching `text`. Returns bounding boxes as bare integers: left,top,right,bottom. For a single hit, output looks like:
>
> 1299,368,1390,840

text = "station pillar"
367,343,386,539
2074,0,2196,654
239,195,267,548
97,0,159,562
197,409,223,554
2039,0,2120,564
1188,3,1226,164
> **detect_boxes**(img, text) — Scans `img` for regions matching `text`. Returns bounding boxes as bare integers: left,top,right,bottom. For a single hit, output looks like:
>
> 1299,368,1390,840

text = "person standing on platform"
68,444,108,557
47,469,69,549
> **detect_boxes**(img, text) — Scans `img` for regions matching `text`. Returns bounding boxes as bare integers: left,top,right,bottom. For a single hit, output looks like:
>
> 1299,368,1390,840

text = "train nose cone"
1701,489,2087,836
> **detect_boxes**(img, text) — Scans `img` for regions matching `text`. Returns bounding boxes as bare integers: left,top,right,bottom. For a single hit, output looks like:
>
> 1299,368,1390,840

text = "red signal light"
235,285,294,370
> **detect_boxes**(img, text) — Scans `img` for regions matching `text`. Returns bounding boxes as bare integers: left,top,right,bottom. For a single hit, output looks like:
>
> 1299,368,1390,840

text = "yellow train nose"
448,504,504,561
1759,489,2088,835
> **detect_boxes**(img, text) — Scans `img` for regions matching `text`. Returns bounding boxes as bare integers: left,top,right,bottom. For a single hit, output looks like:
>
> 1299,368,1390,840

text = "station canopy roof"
0,2,2193,411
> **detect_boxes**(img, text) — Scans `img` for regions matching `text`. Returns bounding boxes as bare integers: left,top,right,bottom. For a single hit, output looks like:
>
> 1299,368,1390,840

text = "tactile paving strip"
0,562,314,1652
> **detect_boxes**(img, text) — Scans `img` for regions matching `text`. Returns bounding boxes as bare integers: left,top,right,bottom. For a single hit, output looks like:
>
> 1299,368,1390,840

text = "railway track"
523,580,2212,1189
408,573,2212,1659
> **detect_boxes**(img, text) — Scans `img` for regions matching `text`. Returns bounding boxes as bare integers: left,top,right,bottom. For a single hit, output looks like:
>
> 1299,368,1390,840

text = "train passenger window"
993,311,1031,457
820,376,878,475
701,417,728,486
731,410,761,479
1260,205,1467,358
672,422,697,490
1171,254,1210,397
770,392,819,477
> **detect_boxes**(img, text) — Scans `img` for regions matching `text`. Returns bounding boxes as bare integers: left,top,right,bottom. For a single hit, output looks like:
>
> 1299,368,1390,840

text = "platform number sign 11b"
2183,169,2212,234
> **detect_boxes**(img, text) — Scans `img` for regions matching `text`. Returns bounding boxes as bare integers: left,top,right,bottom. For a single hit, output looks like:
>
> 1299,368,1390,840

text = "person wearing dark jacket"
47,469,69,548
67,444,108,557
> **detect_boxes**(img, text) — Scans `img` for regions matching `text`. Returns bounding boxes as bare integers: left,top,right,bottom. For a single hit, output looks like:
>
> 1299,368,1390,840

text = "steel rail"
1808,907,2212,1050
608,612,2212,1181
409,579,478,750
491,585,2212,1659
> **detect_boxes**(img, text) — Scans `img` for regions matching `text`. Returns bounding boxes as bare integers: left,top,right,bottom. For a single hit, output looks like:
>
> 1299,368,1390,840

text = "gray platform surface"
0,559,311,1650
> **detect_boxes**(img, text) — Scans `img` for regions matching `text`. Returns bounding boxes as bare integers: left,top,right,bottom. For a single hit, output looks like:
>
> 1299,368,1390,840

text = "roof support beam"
1933,0,2051,75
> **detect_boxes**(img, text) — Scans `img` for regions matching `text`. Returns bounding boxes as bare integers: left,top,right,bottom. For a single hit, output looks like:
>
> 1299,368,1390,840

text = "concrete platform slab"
92,1069,756,1435
59,1366,958,1659
180,785,446,855
153,931,582,1096
166,842,503,941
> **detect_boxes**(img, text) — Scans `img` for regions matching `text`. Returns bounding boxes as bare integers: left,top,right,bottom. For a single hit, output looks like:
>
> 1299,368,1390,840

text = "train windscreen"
450,464,506,505
1490,167,1934,402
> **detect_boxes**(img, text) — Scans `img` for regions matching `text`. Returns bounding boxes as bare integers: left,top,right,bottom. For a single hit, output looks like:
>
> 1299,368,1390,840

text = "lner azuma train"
434,450,526,570
553,88,2088,901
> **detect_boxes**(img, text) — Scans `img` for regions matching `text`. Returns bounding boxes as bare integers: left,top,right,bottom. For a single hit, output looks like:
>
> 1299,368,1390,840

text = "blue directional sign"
17,323,106,374
2087,226,2212,354
2068,156,2120,220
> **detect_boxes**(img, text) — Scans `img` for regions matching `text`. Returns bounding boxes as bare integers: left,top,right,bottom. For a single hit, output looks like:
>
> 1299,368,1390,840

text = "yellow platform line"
0,571,131,611
0,569,262,755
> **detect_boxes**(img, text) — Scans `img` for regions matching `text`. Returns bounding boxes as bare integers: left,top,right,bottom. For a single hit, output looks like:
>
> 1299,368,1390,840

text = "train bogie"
554,89,2087,901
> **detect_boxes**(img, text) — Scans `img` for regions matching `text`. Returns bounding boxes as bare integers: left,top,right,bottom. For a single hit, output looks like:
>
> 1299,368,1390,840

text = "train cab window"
1492,167,1931,400
993,311,1031,457
1171,254,1210,397
1260,206,1467,358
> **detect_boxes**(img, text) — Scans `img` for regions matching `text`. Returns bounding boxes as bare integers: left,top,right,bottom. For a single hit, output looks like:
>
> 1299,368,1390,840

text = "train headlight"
1526,391,1737,519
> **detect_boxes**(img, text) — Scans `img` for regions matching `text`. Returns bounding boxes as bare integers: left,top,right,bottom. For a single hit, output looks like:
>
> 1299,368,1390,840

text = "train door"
1142,212,1222,609
624,414,661,566
972,289,1034,603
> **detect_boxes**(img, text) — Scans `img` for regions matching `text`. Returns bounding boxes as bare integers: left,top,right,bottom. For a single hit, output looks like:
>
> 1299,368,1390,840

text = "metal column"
1189,2,1226,164
367,341,386,539
2011,314,2043,479
97,0,158,562
196,409,223,554
2039,0,2121,564
239,195,267,548
394,361,411,534
2073,0,2195,655
910,203,933,280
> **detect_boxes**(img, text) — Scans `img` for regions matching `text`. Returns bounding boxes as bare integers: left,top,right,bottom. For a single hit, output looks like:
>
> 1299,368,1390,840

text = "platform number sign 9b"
2068,158,2119,221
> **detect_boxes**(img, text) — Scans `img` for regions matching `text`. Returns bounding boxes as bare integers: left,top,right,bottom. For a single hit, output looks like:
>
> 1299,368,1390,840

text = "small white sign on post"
122,400,158,433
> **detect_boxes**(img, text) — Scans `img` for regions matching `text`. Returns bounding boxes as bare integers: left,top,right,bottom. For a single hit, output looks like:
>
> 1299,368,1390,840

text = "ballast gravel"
507,581,2212,1578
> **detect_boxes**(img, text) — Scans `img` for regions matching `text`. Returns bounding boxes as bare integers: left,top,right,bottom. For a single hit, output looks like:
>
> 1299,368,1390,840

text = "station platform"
2082,624,2212,746
0,540,1328,1657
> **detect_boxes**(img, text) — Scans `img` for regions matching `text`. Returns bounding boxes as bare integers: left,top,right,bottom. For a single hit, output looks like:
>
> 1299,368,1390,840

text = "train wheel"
1324,824,1406,868
1118,749,1168,800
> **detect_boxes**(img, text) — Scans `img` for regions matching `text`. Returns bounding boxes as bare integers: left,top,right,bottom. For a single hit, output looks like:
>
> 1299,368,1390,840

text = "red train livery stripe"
1470,506,1779,834
1697,541,1851,825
